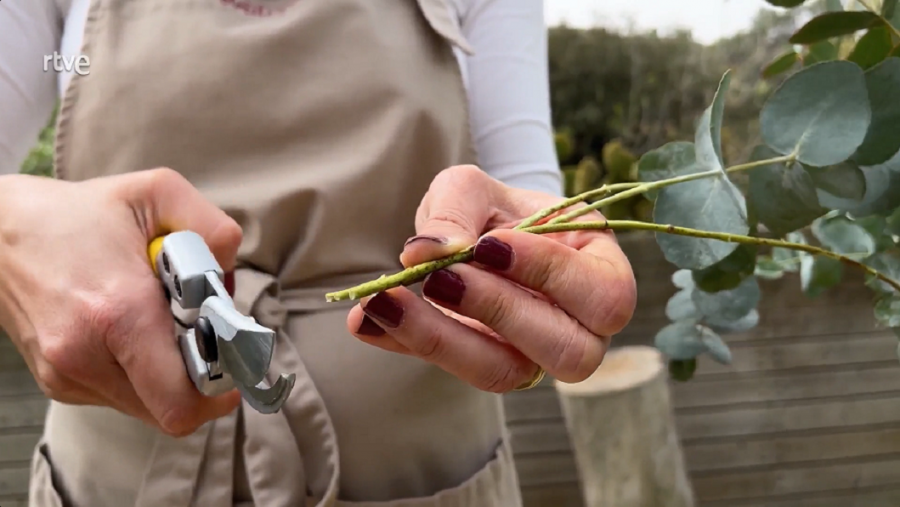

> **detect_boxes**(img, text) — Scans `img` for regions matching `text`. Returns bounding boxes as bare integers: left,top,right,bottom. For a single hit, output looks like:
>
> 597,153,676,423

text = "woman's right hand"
0,169,243,437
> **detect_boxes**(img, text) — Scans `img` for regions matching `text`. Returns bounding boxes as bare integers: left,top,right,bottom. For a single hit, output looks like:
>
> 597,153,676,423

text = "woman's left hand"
346,165,637,392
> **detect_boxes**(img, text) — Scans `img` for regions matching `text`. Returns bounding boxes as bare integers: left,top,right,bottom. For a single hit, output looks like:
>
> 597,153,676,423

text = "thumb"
114,168,243,271
400,166,495,267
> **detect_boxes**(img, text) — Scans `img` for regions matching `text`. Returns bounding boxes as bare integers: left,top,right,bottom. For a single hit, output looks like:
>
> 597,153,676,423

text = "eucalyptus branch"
546,154,796,225
514,182,640,230
324,217,900,302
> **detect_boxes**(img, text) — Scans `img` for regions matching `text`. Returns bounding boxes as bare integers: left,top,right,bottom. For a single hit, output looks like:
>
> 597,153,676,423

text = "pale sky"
544,0,778,45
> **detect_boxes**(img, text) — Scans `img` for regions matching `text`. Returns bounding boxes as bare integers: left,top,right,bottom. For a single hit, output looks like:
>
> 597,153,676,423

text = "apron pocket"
28,440,68,507
330,436,521,507
414,0,474,55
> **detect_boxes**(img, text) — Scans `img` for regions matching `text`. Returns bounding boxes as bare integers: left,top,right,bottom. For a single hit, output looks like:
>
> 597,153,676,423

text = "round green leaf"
691,244,757,293
854,57,900,166
864,251,900,293
807,162,866,201
672,269,695,289
651,144,749,270
812,216,876,258
696,71,731,169
755,257,786,280
706,309,760,334
800,254,843,298
789,12,883,45
637,141,699,201
803,41,839,67
666,289,699,321
692,275,761,322
875,295,900,327
884,0,898,19
748,146,827,236
760,61,871,167
655,321,709,360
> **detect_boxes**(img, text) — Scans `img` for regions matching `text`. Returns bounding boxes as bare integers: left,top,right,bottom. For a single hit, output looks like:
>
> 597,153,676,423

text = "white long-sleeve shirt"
0,0,562,195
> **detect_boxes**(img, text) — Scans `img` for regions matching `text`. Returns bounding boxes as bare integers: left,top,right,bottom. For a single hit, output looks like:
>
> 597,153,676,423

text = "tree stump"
555,345,695,507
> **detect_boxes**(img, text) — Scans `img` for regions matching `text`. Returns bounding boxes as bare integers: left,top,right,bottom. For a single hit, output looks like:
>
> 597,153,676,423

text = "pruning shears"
148,231,296,414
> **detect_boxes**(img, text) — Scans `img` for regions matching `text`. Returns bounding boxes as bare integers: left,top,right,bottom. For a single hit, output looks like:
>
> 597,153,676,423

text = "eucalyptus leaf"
875,295,900,327
760,61,871,167
637,141,699,201
755,257,786,280
672,269,695,290
803,41,839,66
655,321,732,365
762,51,800,79
692,275,761,322
807,161,867,201
696,71,731,168
826,0,843,11
666,289,699,321
800,254,843,298
669,359,697,382
651,143,748,270
812,216,877,258
691,244,758,293
820,154,900,215
706,309,760,334
848,26,894,70
854,57,900,166
748,145,827,236
789,12,883,44
865,250,900,293
655,321,709,360
765,0,806,6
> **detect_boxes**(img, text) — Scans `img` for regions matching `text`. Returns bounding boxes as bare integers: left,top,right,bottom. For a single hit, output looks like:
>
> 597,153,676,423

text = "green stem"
324,217,900,302
858,0,900,39
547,154,796,225
514,182,640,230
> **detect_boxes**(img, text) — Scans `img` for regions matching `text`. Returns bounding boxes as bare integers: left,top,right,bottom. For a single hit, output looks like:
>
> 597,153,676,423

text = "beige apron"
28,0,523,505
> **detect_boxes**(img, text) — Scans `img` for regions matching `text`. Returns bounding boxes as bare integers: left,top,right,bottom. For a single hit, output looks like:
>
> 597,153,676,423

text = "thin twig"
324,218,900,302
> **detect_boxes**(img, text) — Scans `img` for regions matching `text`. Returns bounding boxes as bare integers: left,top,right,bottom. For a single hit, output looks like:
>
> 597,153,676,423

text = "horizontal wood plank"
0,371,41,399
515,453,579,488
671,365,900,409
695,332,894,375
0,339,26,370
0,433,41,464
692,457,900,502
718,486,900,507
684,426,900,473
0,397,48,430
0,467,30,498
676,394,900,440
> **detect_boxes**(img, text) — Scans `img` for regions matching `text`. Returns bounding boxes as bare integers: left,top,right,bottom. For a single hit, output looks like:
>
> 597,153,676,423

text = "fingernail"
423,269,466,306
224,271,235,297
474,236,514,271
363,292,404,328
356,315,386,337
404,235,448,247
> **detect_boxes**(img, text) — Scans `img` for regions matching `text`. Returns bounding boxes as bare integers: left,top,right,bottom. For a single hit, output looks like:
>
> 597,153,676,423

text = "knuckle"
413,328,447,362
33,356,73,399
434,165,485,188
586,260,637,335
427,207,475,233
480,290,518,330
158,405,202,438
145,167,186,190
479,364,526,394
550,326,592,382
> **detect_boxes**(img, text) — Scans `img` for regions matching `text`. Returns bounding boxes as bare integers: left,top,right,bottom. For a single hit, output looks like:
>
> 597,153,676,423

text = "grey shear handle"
153,231,295,413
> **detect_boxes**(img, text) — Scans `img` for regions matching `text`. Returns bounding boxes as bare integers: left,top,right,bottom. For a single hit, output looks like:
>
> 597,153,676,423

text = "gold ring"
514,367,546,391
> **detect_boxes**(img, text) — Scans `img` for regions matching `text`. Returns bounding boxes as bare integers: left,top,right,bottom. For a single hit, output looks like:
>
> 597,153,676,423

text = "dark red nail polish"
224,271,235,297
423,269,466,306
404,235,448,247
474,236,514,271
363,292,404,328
356,316,386,337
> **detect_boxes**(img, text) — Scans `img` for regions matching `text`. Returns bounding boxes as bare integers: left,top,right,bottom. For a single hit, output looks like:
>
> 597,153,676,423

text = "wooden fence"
3,232,900,506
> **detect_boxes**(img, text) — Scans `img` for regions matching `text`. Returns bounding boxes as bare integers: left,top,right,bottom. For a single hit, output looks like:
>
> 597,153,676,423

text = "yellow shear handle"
148,236,166,276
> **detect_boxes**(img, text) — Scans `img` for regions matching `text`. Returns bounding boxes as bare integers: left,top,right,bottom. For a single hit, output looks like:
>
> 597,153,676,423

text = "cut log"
555,345,695,507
